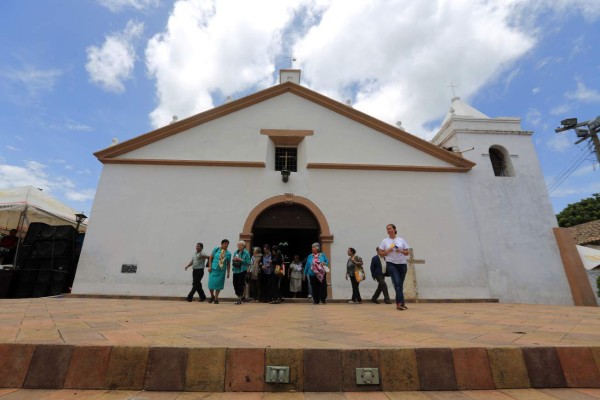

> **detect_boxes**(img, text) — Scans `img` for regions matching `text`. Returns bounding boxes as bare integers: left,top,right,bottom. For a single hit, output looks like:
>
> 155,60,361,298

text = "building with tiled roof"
569,219,600,247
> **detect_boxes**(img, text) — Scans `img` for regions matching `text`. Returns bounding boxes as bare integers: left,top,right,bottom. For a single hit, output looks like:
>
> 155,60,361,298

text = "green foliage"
556,193,600,228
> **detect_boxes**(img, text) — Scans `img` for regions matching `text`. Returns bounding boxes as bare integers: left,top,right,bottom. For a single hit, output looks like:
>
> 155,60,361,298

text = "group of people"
183,224,410,311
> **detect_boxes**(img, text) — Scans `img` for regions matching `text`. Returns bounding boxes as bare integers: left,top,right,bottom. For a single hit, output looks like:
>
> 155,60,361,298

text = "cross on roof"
448,81,459,97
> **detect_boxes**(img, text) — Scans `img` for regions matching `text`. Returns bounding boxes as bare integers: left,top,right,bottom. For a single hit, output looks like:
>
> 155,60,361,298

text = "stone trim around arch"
240,194,334,298
241,194,332,240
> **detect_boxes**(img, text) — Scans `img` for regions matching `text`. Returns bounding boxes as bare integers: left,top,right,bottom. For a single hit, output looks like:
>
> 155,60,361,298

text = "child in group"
289,254,303,298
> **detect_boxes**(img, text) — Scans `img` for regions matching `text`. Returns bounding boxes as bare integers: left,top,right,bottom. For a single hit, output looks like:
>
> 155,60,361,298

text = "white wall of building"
74,91,574,304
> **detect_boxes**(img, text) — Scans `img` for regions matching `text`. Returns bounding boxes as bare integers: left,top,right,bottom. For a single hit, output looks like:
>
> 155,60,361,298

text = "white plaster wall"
120,94,451,168
456,130,573,304
74,91,573,304
74,163,492,300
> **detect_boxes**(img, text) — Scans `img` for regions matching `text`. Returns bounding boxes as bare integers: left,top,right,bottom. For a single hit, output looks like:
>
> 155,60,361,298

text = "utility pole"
555,115,600,163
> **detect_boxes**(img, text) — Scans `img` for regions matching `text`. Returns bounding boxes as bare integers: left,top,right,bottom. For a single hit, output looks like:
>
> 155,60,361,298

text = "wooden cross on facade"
408,248,425,303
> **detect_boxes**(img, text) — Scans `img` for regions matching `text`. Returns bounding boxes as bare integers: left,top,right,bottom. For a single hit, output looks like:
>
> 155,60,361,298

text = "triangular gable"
95,82,475,171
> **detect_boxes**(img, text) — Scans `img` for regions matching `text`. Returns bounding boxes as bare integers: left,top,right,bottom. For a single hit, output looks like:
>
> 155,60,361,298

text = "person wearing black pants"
184,242,209,302
303,242,329,304
269,245,284,304
232,240,251,304
345,247,363,303
369,248,392,304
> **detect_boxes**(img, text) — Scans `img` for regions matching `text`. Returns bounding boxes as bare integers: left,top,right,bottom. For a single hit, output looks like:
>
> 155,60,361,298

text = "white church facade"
73,70,574,305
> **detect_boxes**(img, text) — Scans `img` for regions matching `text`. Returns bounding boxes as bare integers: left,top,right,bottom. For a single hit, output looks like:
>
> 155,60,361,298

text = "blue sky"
0,0,599,220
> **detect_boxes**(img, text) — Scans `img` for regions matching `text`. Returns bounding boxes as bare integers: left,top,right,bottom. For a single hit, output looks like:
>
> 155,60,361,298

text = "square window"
275,147,297,172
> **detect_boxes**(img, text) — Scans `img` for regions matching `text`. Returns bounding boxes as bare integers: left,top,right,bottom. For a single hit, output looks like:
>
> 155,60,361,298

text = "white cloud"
145,0,309,127
65,189,96,202
0,161,95,204
532,87,540,94
566,81,600,103
526,108,542,126
0,67,62,98
572,163,597,177
550,103,571,116
65,119,93,132
97,0,159,12
5,146,18,152
141,0,600,136
86,20,144,93
546,134,571,152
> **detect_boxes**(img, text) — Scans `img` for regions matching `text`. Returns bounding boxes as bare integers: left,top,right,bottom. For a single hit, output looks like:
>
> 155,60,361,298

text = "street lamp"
281,168,290,183
75,213,87,231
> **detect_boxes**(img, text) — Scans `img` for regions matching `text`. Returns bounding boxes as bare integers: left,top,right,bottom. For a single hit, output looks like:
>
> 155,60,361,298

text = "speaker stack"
13,222,79,298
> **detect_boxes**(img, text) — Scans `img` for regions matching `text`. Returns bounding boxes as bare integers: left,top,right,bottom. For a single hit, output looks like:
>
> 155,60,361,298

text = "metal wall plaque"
265,366,290,383
121,264,137,273
356,368,380,385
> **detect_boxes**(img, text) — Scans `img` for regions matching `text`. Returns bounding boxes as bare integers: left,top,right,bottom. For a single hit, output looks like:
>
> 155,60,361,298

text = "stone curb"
1,345,599,392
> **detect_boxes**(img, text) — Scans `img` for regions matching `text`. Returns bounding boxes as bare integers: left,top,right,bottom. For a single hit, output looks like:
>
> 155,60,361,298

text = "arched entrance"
240,194,334,298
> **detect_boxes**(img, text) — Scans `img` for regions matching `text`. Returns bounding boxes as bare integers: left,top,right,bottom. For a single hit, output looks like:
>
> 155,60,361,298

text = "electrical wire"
547,142,593,194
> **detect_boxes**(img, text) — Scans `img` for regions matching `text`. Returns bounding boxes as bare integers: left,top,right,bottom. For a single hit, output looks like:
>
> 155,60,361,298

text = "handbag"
354,268,365,283
274,264,284,277
232,259,242,268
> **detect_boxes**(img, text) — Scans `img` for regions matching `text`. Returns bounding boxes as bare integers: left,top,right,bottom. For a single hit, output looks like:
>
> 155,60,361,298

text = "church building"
73,70,574,305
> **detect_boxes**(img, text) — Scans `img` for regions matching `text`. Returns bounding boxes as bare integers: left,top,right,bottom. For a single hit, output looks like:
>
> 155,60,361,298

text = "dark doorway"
251,204,319,298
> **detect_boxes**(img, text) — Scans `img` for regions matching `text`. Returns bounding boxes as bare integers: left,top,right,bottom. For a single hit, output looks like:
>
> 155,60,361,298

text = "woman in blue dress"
207,239,231,304
303,242,329,304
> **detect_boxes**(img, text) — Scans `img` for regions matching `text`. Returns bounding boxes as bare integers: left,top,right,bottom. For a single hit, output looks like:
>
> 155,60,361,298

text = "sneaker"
399,304,408,310
371,298,380,304
396,303,403,310
384,299,393,304
348,300,356,304
235,300,241,305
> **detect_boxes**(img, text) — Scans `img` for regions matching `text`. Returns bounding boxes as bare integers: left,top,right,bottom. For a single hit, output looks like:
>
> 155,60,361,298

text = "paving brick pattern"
1,298,600,393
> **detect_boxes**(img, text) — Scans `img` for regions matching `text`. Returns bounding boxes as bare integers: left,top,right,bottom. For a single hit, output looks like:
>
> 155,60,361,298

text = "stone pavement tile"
576,389,600,399
383,392,431,400
15,328,62,343
0,343,35,388
20,319,55,329
541,388,600,400
0,389,57,400
84,390,144,400
500,388,563,399
556,347,600,388
380,348,420,391
303,393,346,400
175,393,223,400
185,348,226,392
340,349,380,392
144,347,188,391
221,393,263,400
344,392,389,400
304,349,342,392
265,348,304,392
460,390,515,399
224,348,265,392
100,329,153,345
421,392,475,400
0,389,18,396
104,346,149,390
487,348,530,389
34,389,107,399
415,348,457,391
522,347,566,388
128,391,181,400
23,344,74,389
263,393,305,400
452,348,495,390
58,329,109,344
64,346,112,389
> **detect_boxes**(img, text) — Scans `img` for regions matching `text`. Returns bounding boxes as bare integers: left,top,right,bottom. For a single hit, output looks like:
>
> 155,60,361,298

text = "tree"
556,193,600,227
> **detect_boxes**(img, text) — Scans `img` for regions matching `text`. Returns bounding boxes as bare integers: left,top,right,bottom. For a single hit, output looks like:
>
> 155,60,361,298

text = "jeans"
187,268,206,301
372,275,390,301
386,262,407,305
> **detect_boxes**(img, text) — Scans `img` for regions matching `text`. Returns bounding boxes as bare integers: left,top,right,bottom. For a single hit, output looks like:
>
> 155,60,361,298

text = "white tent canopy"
0,186,87,233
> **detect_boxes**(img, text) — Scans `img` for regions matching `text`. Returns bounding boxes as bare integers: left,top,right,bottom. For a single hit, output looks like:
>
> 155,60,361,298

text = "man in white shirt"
378,224,410,310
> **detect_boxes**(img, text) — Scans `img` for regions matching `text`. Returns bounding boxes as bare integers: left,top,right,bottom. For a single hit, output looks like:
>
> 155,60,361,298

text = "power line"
547,145,593,194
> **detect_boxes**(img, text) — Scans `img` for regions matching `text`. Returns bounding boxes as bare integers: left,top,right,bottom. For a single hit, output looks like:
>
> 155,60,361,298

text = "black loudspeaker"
47,271,68,296
16,244,34,266
22,258,53,270
23,223,55,244
31,240,73,259
32,270,52,297
14,270,38,298
54,225,77,241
